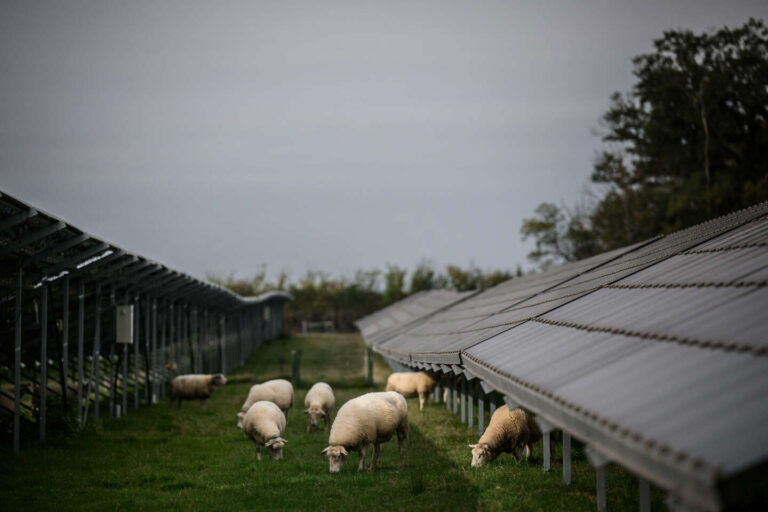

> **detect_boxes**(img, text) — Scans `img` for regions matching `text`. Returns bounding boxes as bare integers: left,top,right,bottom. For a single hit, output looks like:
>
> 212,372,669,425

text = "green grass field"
0,334,666,511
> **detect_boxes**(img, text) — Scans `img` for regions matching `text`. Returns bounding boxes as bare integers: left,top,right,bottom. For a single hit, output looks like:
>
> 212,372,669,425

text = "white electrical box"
116,305,134,344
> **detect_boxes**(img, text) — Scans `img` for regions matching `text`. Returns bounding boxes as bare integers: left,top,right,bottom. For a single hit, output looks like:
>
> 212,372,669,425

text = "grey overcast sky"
2,1,767,283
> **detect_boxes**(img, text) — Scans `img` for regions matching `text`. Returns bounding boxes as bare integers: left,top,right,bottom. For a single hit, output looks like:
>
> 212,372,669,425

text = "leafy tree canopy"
523,18,768,268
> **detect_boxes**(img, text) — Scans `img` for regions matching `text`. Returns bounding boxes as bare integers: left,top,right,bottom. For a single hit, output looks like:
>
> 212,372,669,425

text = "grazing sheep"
169,374,227,408
469,406,541,467
237,379,294,429
242,401,288,461
321,391,408,473
385,372,438,411
304,382,335,433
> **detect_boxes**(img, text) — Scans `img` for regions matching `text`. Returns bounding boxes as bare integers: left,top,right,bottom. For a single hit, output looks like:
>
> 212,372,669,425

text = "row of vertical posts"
432,371,653,512
10,264,278,454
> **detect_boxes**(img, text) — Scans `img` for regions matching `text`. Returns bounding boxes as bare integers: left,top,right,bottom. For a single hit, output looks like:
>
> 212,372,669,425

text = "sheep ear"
279,437,287,444
321,447,330,455
468,444,477,449
303,409,310,414
340,447,348,456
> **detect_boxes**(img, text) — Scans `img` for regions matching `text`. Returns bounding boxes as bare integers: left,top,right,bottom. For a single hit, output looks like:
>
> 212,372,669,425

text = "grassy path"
0,334,665,511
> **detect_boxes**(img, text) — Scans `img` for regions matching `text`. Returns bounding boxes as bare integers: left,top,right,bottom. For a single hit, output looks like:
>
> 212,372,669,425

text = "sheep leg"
357,446,367,471
200,398,207,407
256,445,262,461
369,443,381,470
397,433,405,468
177,398,182,409
418,392,426,411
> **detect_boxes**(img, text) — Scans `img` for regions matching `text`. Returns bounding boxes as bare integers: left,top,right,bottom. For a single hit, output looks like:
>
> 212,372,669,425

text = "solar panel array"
0,190,291,453
356,202,768,511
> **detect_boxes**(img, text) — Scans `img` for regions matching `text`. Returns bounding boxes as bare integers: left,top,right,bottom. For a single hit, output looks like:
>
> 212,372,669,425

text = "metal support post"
460,376,467,423
478,391,485,436
536,417,554,472
168,304,174,386
77,281,84,422
596,467,606,512
93,284,102,419
366,347,374,386
489,392,497,417
61,275,69,412
122,343,128,416
133,296,139,409
563,432,572,485
13,264,22,455
191,306,198,374
452,376,458,415
160,307,166,399
108,342,115,417
639,479,650,512
144,297,151,404
121,291,128,416
586,447,609,512
219,315,226,375
150,299,158,404
40,282,48,439
468,381,474,427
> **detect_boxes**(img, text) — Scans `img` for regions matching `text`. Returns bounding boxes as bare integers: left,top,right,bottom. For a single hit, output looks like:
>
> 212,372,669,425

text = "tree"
593,18,768,238
410,260,437,293
520,202,599,268
383,264,407,305
523,19,768,268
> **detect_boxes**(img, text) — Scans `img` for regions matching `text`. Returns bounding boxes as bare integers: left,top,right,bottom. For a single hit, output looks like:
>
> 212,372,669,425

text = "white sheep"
321,391,408,473
242,400,288,461
385,371,438,410
469,405,542,467
304,382,335,433
237,379,294,429
169,374,227,408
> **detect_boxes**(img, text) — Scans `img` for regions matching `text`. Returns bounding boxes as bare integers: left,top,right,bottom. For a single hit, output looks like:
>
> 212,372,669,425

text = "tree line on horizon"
208,262,519,333
522,19,768,269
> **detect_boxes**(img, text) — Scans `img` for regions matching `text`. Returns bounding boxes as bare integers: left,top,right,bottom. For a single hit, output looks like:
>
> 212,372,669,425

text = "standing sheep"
385,372,438,411
242,401,288,461
237,379,294,429
468,405,542,467
169,374,227,408
321,391,408,473
304,382,335,433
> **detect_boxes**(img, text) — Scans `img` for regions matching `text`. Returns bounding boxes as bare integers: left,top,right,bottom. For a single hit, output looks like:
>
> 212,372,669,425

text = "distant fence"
0,191,291,454
301,320,334,334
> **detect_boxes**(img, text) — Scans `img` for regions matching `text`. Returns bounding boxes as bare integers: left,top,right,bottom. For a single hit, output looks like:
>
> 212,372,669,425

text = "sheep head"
265,436,287,460
469,443,491,467
321,445,348,473
304,406,326,429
